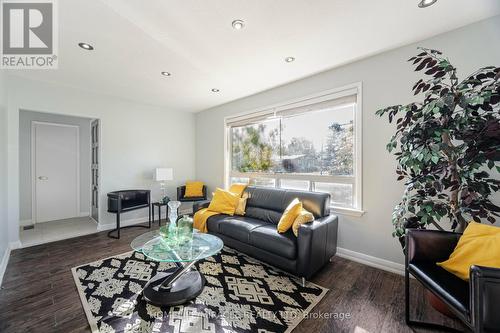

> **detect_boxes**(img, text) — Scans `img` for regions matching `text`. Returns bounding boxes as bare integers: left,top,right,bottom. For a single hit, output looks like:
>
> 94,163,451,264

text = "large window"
225,84,362,213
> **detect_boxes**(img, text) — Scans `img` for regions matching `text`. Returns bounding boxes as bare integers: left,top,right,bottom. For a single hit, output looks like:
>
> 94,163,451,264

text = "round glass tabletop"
131,230,223,263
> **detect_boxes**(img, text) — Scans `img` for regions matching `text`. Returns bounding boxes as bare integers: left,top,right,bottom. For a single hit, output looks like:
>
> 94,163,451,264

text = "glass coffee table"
131,230,223,306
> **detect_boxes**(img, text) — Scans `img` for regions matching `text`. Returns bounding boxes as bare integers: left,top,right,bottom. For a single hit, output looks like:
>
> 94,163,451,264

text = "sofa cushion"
244,207,283,225
409,262,469,315
243,186,331,219
245,187,286,211
250,224,297,260
217,216,268,243
205,214,229,233
282,190,330,218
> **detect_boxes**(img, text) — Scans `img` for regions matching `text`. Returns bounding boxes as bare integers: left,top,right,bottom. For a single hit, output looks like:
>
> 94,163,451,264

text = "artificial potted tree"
376,47,499,315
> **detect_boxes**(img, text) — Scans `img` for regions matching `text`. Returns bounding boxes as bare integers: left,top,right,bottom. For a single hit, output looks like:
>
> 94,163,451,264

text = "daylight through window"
225,85,362,211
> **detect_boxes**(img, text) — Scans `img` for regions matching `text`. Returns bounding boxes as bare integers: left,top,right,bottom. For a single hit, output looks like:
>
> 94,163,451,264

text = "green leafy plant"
376,48,500,246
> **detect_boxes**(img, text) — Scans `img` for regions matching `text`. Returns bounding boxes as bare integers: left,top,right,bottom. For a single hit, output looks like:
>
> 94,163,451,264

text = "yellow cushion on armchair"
437,222,500,280
185,181,204,197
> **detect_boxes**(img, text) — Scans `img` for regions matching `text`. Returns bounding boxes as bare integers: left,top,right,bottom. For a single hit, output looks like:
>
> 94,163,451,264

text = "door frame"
90,119,100,224
31,121,81,224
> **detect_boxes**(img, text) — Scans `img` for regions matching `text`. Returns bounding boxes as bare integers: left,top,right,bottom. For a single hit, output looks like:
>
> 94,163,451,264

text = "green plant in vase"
376,48,500,247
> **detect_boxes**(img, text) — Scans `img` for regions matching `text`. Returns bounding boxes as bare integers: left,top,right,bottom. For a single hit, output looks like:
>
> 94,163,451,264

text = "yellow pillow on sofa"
185,181,204,197
437,222,500,280
234,196,248,216
277,198,303,233
208,188,239,215
292,209,315,237
229,183,248,197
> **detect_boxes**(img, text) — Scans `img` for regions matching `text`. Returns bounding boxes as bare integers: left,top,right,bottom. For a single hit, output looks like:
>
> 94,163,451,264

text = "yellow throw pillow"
277,198,303,233
292,209,315,237
208,188,239,215
185,181,204,197
437,222,500,280
234,197,248,216
229,183,248,197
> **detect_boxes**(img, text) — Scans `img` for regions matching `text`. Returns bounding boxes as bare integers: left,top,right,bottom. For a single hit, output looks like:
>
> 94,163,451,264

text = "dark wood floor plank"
0,225,464,333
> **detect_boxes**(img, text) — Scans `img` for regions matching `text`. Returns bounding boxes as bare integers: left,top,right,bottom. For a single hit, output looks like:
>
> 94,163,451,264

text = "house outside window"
224,83,363,215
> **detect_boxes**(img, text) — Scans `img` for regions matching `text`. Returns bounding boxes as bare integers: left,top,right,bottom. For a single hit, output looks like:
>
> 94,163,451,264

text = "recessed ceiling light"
211,88,220,93
418,0,437,8
78,42,94,50
285,57,295,63
232,19,245,30
161,71,171,77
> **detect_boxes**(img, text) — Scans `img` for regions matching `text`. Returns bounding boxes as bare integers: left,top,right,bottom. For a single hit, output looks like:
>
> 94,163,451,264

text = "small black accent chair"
406,229,500,332
107,190,151,239
177,185,207,203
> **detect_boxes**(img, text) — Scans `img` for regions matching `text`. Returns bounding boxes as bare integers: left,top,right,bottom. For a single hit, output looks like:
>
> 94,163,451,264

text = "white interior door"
34,122,79,223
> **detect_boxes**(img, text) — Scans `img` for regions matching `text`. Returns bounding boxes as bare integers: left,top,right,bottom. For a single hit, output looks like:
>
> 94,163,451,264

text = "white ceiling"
8,0,500,112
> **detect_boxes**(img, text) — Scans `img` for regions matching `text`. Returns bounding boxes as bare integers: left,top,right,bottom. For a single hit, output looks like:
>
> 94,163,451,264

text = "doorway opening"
19,110,100,247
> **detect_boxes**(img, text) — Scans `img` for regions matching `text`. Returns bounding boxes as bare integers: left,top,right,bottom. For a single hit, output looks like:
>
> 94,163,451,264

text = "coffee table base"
142,270,206,306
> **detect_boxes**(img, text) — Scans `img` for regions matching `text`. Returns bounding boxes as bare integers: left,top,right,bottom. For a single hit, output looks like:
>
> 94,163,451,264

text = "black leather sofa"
194,186,338,282
406,230,500,332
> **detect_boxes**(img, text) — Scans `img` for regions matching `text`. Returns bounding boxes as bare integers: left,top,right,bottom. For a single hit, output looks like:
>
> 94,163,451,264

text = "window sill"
330,206,365,217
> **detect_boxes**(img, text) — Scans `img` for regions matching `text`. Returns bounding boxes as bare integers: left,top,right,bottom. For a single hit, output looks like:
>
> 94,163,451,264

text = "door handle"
38,176,49,180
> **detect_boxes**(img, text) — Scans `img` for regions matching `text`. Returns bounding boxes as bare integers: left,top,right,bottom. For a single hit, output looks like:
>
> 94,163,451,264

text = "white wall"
19,110,92,223
6,76,196,243
0,70,9,280
195,16,500,265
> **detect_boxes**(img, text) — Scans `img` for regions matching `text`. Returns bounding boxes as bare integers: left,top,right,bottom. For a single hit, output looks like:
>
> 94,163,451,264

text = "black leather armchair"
405,229,500,332
177,185,207,202
193,186,338,283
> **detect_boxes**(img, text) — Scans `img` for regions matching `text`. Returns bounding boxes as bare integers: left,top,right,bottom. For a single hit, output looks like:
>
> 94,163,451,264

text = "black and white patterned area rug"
72,247,328,333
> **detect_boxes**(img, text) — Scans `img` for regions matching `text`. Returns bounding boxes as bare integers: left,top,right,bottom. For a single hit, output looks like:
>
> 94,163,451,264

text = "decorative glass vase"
159,225,177,246
167,200,181,226
177,215,194,243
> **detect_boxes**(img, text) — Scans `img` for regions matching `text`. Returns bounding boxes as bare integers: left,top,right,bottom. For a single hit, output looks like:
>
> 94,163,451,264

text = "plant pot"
425,289,457,319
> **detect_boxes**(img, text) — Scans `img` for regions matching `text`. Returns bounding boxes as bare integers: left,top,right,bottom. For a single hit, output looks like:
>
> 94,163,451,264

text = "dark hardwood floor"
0,224,465,333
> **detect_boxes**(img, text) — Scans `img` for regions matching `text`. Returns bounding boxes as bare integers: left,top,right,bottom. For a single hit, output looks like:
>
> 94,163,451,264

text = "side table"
152,202,169,226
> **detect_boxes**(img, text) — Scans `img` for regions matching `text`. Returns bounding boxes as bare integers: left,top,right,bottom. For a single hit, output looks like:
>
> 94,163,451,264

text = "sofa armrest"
406,229,461,264
470,265,500,332
297,214,338,279
193,200,211,213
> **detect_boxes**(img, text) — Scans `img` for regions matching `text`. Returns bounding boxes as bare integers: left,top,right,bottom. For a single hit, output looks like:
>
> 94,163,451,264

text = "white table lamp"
155,168,173,203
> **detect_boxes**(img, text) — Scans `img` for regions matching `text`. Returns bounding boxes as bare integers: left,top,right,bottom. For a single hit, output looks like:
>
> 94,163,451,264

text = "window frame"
224,82,364,216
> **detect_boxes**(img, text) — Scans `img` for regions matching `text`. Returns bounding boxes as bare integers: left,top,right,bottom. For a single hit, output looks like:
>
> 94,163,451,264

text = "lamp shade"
154,168,173,181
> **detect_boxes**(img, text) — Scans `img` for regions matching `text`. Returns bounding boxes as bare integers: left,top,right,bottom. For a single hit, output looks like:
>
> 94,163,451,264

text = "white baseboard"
79,212,90,217
0,246,11,287
0,241,20,286
336,247,405,276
